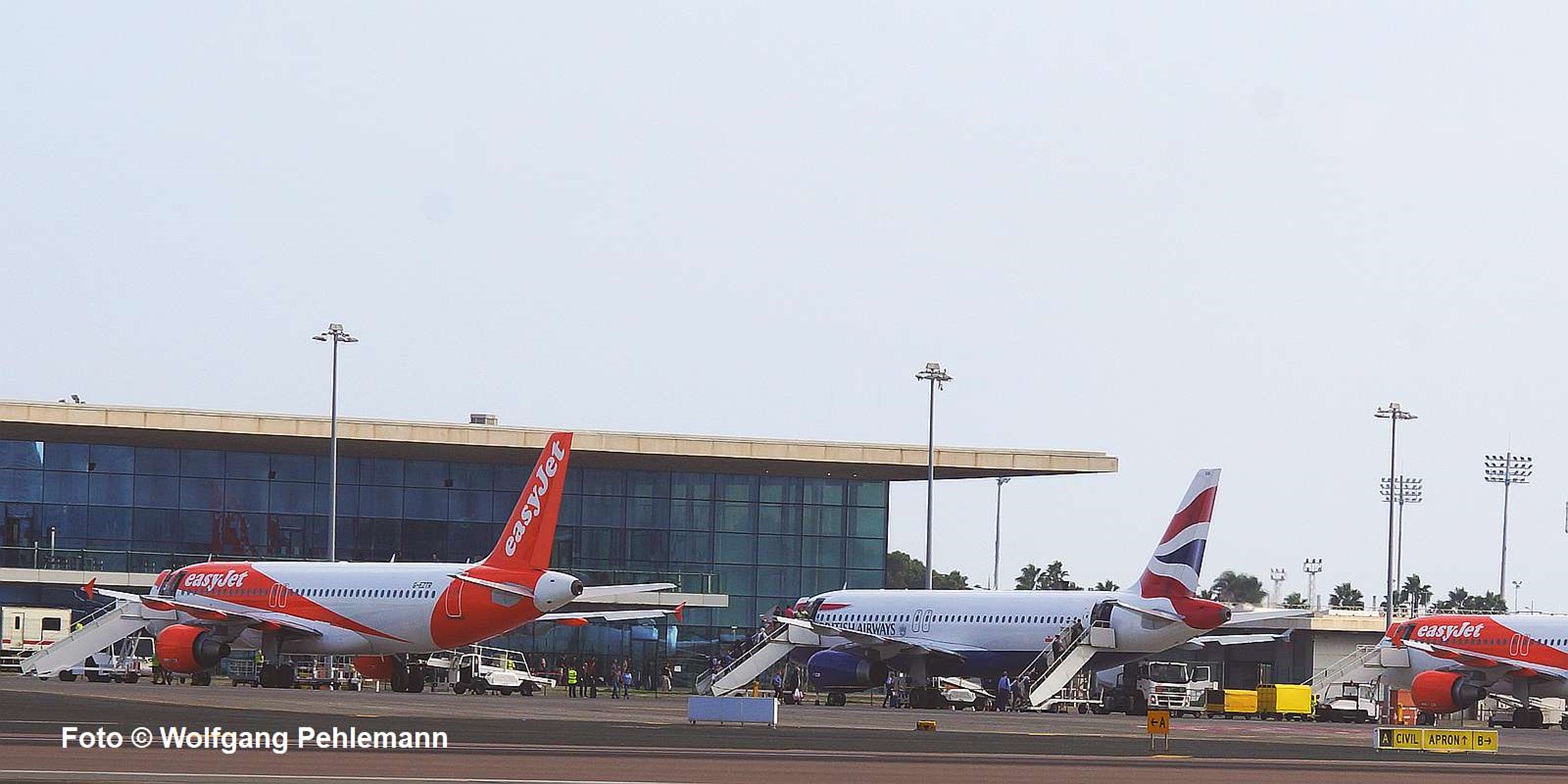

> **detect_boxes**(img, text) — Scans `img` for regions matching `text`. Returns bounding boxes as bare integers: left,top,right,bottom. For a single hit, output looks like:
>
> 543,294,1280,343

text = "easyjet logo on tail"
503,440,567,557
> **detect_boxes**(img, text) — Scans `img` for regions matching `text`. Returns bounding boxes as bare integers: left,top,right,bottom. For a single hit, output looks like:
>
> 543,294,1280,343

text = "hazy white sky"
5,4,1566,610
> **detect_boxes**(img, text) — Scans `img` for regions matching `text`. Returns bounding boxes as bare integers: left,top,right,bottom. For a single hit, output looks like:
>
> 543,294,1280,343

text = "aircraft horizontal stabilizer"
451,573,534,597
1180,632,1289,650
539,609,676,623
577,582,677,601
1225,609,1312,626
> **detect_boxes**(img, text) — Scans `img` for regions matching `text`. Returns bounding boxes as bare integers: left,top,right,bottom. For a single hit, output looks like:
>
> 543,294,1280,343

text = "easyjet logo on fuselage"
183,570,249,590
1413,622,1486,642
503,440,566,558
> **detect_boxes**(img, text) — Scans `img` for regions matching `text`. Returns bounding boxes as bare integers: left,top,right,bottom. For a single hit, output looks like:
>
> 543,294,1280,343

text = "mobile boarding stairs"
19,598,169,679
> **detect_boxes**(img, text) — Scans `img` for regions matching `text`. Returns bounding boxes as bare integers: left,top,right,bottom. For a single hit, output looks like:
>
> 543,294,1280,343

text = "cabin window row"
823,613,1078,624
178,586,438,599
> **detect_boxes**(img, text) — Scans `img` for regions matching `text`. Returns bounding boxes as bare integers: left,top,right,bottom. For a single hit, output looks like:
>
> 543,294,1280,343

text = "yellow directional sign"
1147,710,1171,736
1375,727,1499,754
1375,727,1424,750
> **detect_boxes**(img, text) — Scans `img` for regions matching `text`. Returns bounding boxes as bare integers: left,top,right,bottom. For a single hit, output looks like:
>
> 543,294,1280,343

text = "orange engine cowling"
155,624,231,674
1411,670,1487,714
352,656,396,681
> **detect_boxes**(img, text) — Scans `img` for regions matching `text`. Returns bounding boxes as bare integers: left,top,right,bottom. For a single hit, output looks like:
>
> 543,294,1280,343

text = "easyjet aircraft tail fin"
481,432,572,572
1132,469,1220,599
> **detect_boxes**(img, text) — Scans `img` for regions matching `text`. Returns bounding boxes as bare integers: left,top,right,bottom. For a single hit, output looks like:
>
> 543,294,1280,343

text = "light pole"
1374,403,1416,628
1269,568,1286,608
1379,475,1422,614
1484,452,1532,598
993,477,1011,590
1511,580,1522,611
914,362,951,590
314,323,359,562
1303,558,1323,611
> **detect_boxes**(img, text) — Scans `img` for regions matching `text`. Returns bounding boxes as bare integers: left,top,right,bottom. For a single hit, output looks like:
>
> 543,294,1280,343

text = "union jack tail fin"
481,432,573,571
1133,469,1220,599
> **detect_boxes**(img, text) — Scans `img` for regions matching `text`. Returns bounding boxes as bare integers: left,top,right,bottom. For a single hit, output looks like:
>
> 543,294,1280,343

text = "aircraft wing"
1403,640,1568,681
778,616,977,661
577,583,677,601
89,581,324,637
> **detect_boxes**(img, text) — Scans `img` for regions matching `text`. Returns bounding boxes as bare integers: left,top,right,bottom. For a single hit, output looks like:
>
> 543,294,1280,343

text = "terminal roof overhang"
0,401,1117,481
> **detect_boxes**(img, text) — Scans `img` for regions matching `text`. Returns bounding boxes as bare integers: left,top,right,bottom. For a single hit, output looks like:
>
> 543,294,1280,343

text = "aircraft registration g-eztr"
85,432,676,690
1382,613,1568,729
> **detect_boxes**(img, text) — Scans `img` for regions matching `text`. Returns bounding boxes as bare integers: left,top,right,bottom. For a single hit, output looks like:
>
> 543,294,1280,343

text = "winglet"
674,601,686,622
83,578,96,601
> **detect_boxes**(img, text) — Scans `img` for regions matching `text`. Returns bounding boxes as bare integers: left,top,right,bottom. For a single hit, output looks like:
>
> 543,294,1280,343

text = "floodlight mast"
1484,452,1532,598
1380,475,1422,613
1303,558,1323,611
314,323,359,562
914,362,951,590
993,477,1011,590
1374,403,1416,627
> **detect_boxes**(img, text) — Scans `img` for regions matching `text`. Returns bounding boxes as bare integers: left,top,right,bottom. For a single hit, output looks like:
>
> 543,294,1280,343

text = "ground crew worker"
151,652,165,685
567,665,579,698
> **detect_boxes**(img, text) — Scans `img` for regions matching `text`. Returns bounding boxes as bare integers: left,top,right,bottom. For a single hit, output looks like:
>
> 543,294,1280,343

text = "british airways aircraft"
773,470,1278,704
59,433,673,690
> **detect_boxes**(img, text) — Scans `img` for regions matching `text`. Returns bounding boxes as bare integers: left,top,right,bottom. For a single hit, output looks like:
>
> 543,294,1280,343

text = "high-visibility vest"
567,669,578,684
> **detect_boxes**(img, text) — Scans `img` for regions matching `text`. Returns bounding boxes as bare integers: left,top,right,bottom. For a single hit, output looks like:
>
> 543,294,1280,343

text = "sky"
4,3,1566,611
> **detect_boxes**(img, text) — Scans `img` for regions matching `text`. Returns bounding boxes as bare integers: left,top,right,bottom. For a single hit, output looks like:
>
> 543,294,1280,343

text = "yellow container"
1223,689,1258,715
1258,684,1312,717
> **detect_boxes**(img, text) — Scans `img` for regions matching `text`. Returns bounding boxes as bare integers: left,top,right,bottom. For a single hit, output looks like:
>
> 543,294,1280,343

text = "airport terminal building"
0,401,1113,674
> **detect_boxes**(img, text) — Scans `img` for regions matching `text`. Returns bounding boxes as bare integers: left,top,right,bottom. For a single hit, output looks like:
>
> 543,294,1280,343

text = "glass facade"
0,438,888,652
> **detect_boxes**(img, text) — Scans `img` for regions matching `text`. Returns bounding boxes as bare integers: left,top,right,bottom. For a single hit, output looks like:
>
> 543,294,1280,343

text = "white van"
2,606,72,669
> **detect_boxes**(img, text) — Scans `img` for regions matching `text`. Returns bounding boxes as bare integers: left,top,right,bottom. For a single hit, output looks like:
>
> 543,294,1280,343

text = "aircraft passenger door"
445,580,464,618
1510,633,1530,658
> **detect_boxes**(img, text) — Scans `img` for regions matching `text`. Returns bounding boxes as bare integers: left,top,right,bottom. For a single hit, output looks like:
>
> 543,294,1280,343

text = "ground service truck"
1096,661,1216,716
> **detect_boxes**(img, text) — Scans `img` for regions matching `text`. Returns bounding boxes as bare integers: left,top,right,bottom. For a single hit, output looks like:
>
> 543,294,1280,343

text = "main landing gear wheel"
192,670,212,687
1514,706,1545,730
259,664,295,689
390,664,409,693
826,692,847,707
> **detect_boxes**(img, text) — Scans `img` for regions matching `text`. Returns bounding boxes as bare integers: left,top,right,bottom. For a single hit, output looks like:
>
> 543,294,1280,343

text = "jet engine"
806,649,887,692
1410,670,1487,714
351,656,395,681
155,624,231,674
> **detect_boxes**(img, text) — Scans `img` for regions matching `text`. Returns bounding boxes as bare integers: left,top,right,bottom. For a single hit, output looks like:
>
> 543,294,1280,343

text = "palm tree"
1280,592,1309,609
1466,591,1508,613
1015,564,1043,591
1041,560,1078,590
1399,574,1432,610
1434,587,1470,612
1093,580,1120,592
1208,570,1267,604
1329,582,1364,609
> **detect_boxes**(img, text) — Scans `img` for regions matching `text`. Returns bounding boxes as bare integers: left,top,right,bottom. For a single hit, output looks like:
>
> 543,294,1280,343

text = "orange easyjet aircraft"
84,433,676,690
